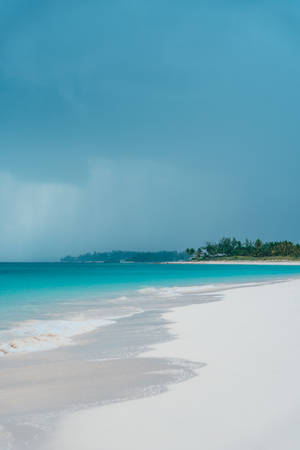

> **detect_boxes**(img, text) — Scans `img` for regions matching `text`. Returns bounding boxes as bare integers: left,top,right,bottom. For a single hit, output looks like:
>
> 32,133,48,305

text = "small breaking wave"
114,296,128,301
0,318,114,356
138,284,216,298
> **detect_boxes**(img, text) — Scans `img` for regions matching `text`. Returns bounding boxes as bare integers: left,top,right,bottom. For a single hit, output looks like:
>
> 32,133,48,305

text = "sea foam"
138,284,216,298
0,318,114,356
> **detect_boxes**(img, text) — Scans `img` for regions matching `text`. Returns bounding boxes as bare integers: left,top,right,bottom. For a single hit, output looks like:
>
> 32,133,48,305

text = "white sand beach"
41,279,300,450
165,260,300,265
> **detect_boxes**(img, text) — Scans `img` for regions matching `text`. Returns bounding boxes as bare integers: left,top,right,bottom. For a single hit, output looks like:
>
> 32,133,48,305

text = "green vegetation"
200,237,300,260
61,238,300,263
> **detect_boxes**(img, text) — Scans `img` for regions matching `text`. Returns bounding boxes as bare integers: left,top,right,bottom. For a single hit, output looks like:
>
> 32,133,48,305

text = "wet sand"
0,290,215,449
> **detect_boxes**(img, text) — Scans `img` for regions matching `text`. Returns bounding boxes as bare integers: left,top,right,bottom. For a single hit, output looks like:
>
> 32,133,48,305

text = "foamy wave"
138,285,215,298
0,318,114,356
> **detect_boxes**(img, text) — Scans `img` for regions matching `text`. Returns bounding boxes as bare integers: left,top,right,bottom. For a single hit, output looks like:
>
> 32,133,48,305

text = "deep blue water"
1,262,300,330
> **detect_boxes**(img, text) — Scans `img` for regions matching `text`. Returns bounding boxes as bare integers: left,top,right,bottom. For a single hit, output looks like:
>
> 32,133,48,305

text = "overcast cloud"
0,0,300,260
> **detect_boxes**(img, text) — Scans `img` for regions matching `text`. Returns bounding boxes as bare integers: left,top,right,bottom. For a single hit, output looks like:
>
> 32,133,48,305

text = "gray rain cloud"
0,0,300,260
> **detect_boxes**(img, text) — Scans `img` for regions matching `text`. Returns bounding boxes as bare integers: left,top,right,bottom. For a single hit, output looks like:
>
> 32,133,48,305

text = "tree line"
61,238,300,263
187,237,300,259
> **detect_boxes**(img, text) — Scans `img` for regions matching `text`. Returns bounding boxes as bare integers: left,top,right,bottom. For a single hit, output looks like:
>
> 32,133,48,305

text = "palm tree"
196,248,202,259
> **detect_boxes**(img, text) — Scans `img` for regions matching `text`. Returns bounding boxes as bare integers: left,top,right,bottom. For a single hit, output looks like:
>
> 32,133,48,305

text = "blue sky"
0,0,299,260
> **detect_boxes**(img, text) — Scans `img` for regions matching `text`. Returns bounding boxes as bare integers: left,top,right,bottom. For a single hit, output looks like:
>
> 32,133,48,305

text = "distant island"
61,238,300,263
61,250,187,263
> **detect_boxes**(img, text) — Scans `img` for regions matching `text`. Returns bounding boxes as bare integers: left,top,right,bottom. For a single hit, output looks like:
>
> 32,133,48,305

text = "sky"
0,0,300,260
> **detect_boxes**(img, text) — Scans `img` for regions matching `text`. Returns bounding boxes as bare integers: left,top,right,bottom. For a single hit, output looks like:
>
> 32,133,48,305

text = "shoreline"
2,262,300,359
2,276,300,449
163,259,300,265
41,278,300,450
0,281,221,449
0,278,290,358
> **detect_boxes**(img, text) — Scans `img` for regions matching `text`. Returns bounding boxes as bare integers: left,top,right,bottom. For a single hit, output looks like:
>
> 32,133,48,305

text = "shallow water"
2,262,300,321
1,262,300,355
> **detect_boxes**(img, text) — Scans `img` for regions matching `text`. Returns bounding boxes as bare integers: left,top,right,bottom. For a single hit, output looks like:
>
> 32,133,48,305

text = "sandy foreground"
41,279,300,450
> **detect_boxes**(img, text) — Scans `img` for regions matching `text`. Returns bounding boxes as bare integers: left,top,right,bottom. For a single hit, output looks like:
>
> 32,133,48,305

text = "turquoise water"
1,262,300,331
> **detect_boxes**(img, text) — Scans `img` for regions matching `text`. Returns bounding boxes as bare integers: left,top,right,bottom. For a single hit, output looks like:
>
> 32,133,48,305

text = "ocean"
1,262,300,355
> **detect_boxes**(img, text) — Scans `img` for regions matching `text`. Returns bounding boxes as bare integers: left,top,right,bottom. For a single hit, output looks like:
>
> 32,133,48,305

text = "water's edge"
0,277,292,450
